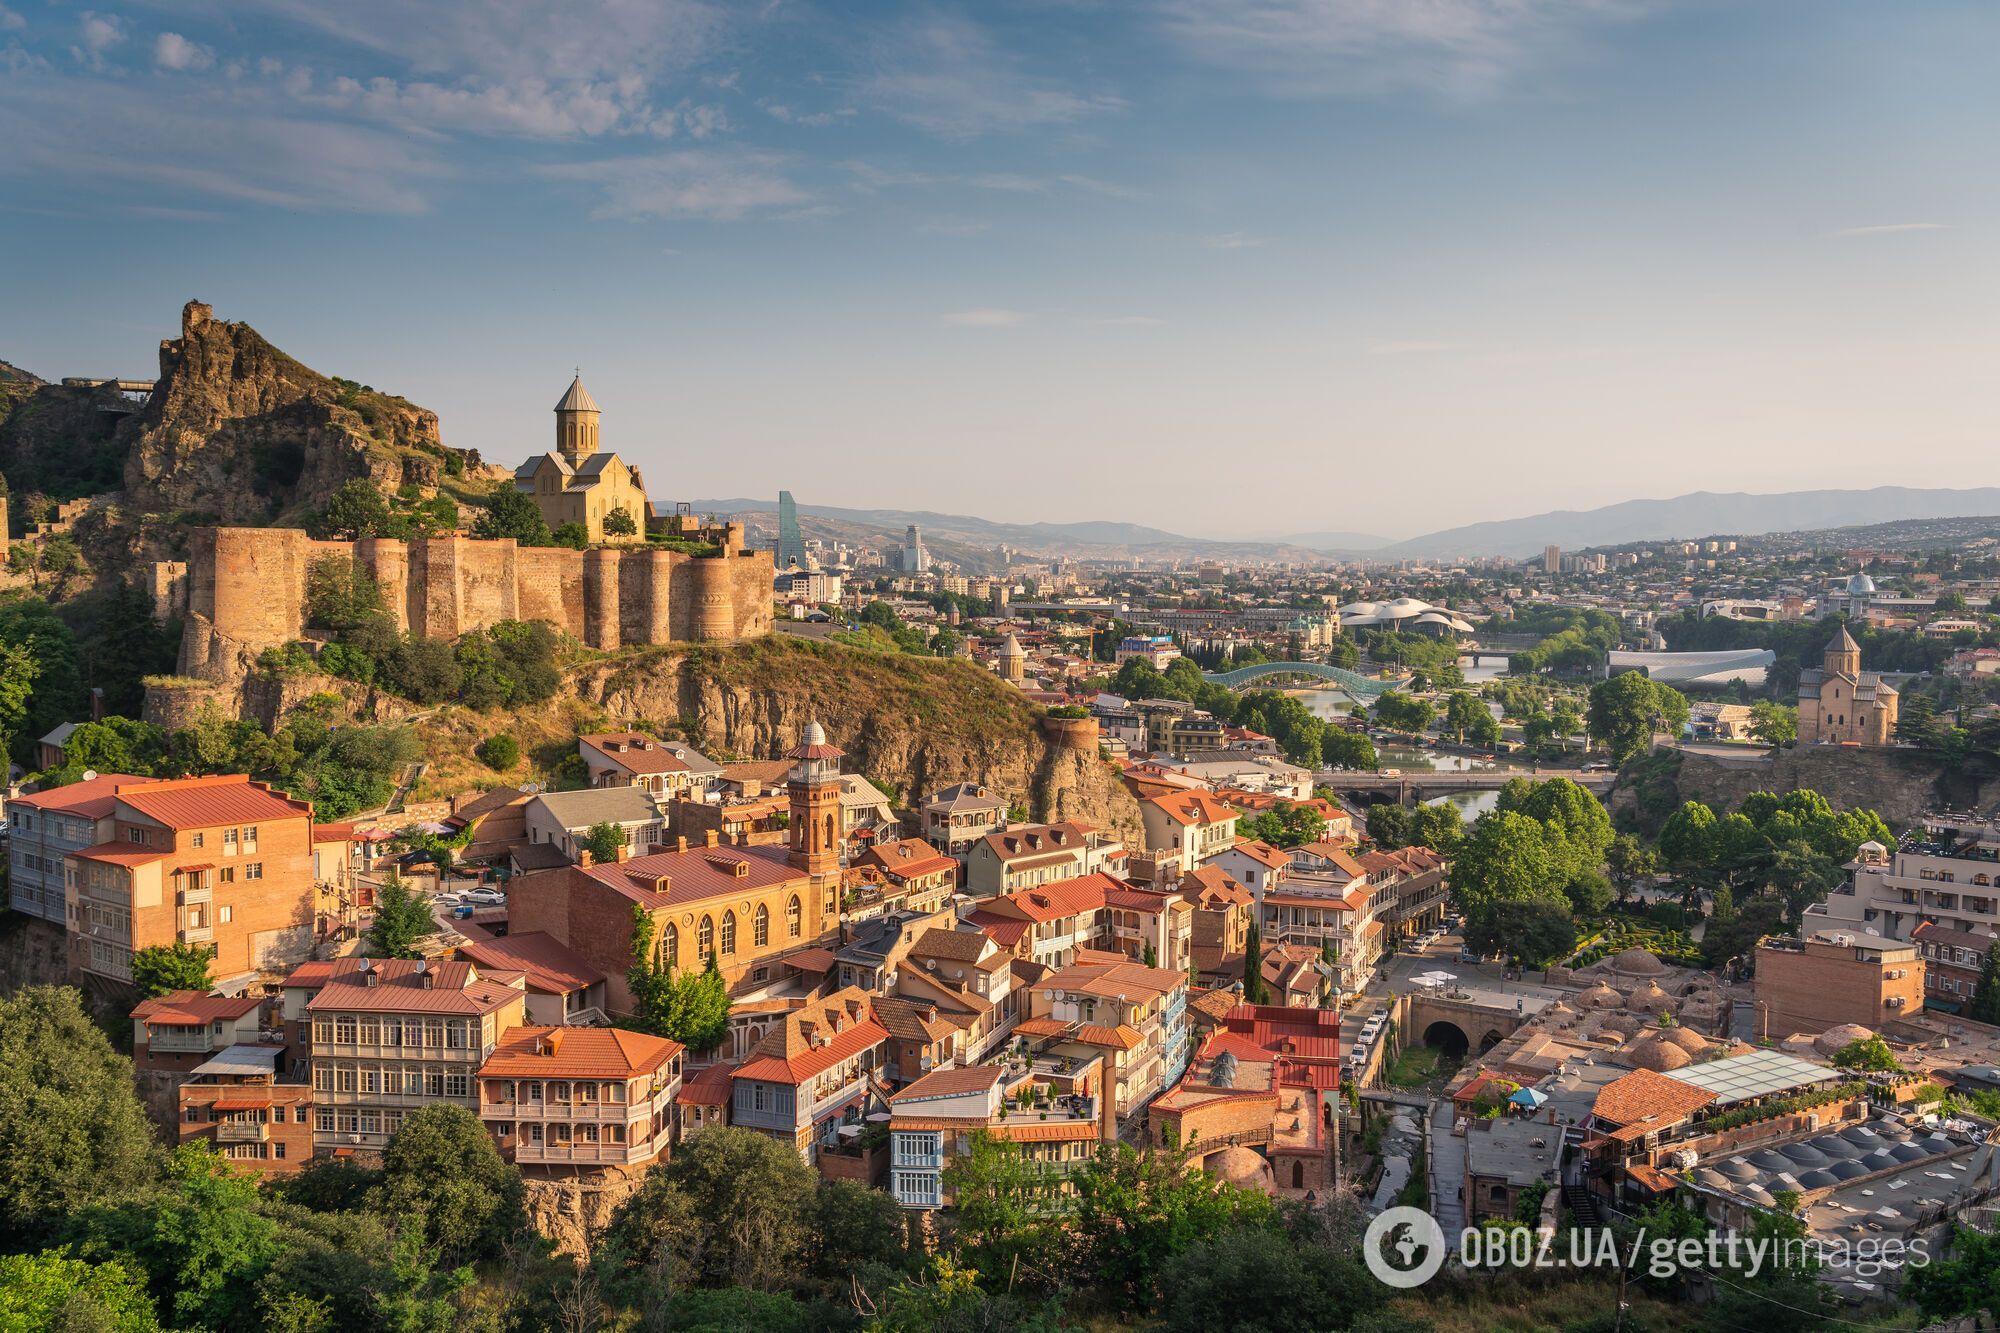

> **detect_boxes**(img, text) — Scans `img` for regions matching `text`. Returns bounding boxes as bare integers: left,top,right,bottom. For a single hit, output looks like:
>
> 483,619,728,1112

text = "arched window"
698,915,714,957
1291,1161,1305,1189
823,812,836,851
754,903,770,948
720,911,737,956
787,895,802,938
659,922,677,971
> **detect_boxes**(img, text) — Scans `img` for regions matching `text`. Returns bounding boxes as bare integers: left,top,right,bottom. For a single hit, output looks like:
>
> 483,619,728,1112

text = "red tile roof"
732,988,889,1085
302,958,524,1016
968,913,1031,949
116,775,314,829
1228,838,1292,872
478,1025,682,1079
456,932,605,995
857,838,958,883
889,1065,1005,1102
679,1060,736,1104
131,991,262,1026
1219,1005,1341,1060
1073,1023,1144,1051
71,841,175,867
1591,1069,1717,1130
987,872,1117,923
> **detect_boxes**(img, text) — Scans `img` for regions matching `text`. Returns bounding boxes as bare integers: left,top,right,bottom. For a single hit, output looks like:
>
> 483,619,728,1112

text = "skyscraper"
777,491,805,570
902,523,930,574
1543,545,1561,575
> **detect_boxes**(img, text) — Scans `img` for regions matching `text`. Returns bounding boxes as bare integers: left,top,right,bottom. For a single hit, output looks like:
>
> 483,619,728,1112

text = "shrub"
475,735,520,771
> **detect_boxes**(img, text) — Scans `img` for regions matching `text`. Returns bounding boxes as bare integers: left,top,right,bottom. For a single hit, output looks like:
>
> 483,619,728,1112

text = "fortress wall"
729,551,775,638
516,547,584,628
182,529,772,683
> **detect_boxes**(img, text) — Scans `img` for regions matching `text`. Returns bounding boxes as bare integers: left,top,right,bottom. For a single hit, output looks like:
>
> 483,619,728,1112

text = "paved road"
1427,1099,1467,1235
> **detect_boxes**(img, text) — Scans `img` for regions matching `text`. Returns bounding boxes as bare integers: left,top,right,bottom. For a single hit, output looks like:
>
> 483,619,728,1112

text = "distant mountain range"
1373,487,2000,559
696,486,2000,566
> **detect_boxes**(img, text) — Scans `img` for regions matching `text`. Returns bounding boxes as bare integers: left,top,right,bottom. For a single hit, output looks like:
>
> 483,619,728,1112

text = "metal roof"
1663,1048,1838,1106
191,1044,282,1077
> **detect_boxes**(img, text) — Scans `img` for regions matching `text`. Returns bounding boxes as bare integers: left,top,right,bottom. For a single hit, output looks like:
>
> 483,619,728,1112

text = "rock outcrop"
577,638,1144,846
122,301,470,523
1610,743,2000,831
0,301,474,524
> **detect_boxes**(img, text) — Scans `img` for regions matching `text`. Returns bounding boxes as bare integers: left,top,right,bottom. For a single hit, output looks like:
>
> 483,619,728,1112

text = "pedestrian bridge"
1322,768,1615,804
1202,661,1404,697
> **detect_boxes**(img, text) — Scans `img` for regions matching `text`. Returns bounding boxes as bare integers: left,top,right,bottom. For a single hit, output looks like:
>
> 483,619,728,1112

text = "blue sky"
2,1,1994,541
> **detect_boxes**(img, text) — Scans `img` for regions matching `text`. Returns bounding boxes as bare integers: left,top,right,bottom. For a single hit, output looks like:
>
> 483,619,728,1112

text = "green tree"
0,597,86,761
1910,1224,2000,1322
1587,671,1690,764
1465,899,1577,968
599,1125,817,1293
378,1104,527,1264
0,987,160,1238
1372,691,1434,736
551,521,589,550
129,942,214,998
313,478,398,540
1829,1035,1900,1072
866,1255,1063,1333
1154,1223,1386,1333
1365,803,1413,849
1068,1141,1276,1310
603,506,638,537
366,873,433,959
471,481,553,545
1242,919,1270,1005
1449,811,1569,915
1972,944,2000,1026
1605,833,1658,900
627,909,732,1051
1320,728,1377,770
582,820,628,863
1658,800,1718,877
1443,691,1499,746
0,1249,161,1332
1750,700,1798,746
1112,658,1168,700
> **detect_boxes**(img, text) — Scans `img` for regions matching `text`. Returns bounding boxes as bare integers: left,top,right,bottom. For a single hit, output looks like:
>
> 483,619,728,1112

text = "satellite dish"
82,769,99,782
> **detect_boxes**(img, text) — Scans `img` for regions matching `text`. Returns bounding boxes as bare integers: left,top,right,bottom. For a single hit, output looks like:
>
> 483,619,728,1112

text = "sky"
1,1,1995,542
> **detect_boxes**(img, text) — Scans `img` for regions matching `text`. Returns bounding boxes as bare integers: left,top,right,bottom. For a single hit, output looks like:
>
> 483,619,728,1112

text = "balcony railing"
178,883,212,906
148,1031,219,1053
215,1120,269,1143
482,1097,653,1122
512,1138,656,1166
179,923,214,944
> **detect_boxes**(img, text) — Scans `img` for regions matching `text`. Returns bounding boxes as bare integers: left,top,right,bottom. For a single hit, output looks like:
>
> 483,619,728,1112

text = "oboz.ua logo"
1363,1206,1447,1289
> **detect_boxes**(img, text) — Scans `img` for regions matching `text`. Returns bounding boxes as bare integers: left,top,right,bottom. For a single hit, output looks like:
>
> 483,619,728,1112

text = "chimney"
704,830,719,848
615,843,631,863
676,835,688,853
578,849,594,867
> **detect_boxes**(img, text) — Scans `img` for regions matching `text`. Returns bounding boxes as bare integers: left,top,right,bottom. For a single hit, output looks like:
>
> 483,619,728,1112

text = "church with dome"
1797,624,1898,745
514,375,653,545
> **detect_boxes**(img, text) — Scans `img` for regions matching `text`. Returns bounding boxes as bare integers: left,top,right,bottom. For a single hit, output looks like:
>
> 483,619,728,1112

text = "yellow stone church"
1797,625,1898,745
513,375,651,544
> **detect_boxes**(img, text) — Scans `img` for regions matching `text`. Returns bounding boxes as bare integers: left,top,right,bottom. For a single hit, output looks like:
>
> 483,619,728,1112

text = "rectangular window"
219,904,233,924
359,1111,380,1135
274,1142,286,1159
335,1067,356,1092
127,827,146,845
313,1020,333,1045
244,826,259,849
404,1070,422,1095
445,1074,468,1099
219,867,235,884
426,1071,445,1097
337,1110,358,1133
424,1021,444,1048
223,828,238,853
313,1066,332,1092
191,832,204,848
294,1105,309,1124
359,1018,380,1045
360,1068,380,1093
335,1017,356,1044
245,863,263,881
315,1108,335,1132
445,1021,467,1049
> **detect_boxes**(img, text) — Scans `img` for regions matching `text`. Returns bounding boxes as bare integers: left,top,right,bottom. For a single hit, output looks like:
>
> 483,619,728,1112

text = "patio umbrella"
1509,1087,1549,1109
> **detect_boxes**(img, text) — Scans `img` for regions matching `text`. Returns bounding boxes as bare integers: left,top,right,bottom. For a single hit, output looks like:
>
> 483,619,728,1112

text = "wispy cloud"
1085,315,1166,327
539,150,809,221
0,6,26,33
863,15,1122,138
1157,0,1650,100
1203,231,1265,249
153,33,215,73
942,308,1030,327
1367,339,1455,355
71,10,124,69
1835,222,1949,237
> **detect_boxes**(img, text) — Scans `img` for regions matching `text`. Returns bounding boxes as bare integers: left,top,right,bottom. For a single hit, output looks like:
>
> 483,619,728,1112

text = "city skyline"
2,1,1995,538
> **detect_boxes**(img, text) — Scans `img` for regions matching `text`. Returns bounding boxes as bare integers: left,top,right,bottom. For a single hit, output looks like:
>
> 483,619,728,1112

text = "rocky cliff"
1,301,475,522
575,636,1144,846
1609,744,2000,833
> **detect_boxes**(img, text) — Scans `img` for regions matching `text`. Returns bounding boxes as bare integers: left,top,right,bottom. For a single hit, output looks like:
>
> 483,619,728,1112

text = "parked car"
1456,948,1484,964
461,888,505,907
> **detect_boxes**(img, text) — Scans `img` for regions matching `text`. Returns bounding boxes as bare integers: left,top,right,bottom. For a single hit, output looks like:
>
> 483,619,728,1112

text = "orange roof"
890,1065,1005,1102
680,1061,736,1103
478,1025,682,1079
1145,790,1239,827
1591,1069,1718,1130
988,872,1116,923
858,838,958,883
71,841,175,867
581,732,696,776
968,912,1031,949
456,932,604,995
116,775,313,829
1229,838,1292,871
1073,1023,1144,1051
303,958,523,1017
986,1121,1101,1143
732,987,889,1085
131,990,261,1025
976,822,1097,865
10,773,148,818
1013,1016,1074,1038
312,822,359,843
578,843,804,909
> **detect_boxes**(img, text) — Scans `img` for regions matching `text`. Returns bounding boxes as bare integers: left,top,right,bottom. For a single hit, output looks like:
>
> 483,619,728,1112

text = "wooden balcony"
215,1119,269,1143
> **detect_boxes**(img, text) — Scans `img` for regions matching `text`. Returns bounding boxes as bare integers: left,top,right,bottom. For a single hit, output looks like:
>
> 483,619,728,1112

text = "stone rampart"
168,526,773,687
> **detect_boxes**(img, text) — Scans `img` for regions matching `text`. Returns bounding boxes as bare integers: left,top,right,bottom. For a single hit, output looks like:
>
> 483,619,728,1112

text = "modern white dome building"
1337,598,1477,637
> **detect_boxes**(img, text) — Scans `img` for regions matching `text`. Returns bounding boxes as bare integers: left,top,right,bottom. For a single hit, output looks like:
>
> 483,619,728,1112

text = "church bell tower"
786,721,845,888
554,373,601,466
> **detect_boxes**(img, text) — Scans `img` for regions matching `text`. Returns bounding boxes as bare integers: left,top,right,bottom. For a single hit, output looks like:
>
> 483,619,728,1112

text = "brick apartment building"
476,1026,685,1174
1753,933,1926,1038
6,772,146,925
69,775,319,986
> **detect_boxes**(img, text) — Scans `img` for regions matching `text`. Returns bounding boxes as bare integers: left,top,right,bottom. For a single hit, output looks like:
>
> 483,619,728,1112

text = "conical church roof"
555,374,599,414
1830,624,1859,653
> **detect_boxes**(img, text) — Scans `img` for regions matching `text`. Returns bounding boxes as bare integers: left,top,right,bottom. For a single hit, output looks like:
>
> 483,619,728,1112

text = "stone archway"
1422,1020,1470,1059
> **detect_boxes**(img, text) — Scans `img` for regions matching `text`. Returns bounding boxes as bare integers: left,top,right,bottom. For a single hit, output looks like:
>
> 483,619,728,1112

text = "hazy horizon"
3,1,1996,540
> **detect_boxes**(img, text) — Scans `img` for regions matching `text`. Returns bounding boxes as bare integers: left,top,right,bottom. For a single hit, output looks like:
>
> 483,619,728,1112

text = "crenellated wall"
170,526,773,686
